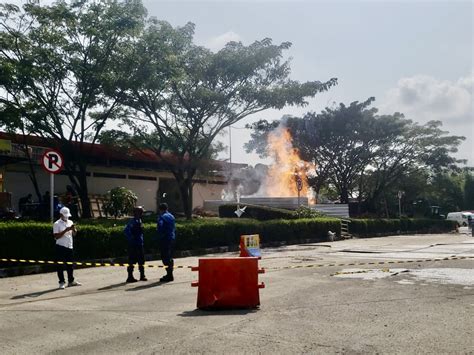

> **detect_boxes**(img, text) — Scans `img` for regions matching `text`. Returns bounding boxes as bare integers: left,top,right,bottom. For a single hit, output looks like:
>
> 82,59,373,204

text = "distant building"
0,132,246,216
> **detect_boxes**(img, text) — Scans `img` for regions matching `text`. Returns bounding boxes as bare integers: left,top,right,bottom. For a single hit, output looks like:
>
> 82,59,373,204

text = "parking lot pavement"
0,232,473,354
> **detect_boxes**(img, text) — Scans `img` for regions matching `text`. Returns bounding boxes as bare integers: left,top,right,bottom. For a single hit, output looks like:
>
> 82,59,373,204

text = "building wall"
4,163,226,214
193,182,225,209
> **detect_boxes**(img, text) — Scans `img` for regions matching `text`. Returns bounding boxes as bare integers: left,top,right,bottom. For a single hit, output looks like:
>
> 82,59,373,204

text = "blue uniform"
124,218,145,274
157,212,176,240
124,218,144,246
157,211,176,279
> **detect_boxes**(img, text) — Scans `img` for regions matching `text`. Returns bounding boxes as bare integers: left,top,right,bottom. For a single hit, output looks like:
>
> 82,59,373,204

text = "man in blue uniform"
124,206,147,283
157,203,176,282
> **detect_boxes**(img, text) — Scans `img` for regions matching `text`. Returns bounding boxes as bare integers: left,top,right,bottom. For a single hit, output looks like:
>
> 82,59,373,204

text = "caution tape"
265,255,474,270
0,258,190,269
1,255,473,270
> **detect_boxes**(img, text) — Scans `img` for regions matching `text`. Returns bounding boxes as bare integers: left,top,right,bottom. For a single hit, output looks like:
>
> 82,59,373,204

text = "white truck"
446,211,473,227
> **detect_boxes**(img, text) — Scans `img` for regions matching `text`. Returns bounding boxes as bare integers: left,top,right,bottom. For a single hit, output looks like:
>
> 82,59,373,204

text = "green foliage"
349,218,456,236
102,187,138,219
294,206,325,219
246,98,466,214
0,0,147,217
464,173,474,210
0,218,457,263
0,218,340,261
218,204,296,220
113,26,337,218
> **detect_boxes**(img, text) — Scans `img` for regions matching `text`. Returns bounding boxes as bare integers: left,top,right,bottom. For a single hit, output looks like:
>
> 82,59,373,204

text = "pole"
398,196,401,219
50,173,54,222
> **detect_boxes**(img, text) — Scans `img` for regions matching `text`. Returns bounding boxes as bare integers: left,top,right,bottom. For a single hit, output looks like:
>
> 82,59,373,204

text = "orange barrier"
191,257,265,309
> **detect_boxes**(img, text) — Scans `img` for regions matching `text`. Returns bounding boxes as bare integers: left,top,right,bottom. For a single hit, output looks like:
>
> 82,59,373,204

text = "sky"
5,0,473,166
142,0,473,166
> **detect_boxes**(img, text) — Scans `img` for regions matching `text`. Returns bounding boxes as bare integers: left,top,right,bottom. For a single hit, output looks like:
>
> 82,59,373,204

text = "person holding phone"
53,206,81,289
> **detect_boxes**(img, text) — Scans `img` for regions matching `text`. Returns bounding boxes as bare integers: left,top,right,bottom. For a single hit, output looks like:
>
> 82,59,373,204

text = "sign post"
41,150,64,222
295,170,303,208
397,190,404,219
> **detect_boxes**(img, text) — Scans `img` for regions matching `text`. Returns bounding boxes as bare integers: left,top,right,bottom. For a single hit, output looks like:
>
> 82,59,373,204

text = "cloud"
204,31,242,52
380,73,473,164
380,74,473,126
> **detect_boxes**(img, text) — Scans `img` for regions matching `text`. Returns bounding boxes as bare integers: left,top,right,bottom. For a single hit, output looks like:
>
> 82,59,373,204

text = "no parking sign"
41,150,64,221
41,150,64,174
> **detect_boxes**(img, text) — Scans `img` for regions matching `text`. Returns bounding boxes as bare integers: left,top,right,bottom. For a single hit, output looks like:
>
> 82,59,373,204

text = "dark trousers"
160,239,175,275
128,244,145,266
55,245,74,284
127,244,145,276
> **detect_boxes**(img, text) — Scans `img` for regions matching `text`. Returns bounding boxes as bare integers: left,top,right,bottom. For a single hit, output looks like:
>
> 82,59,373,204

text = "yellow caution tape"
265,255,474,270
0,255,472,270
0,258,179,269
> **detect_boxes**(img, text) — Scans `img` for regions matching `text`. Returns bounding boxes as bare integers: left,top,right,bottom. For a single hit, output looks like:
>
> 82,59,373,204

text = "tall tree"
246,99,466,210
116,21,337,218
464,173,474,210
365,119,465,213
0,0,146,217
246,98,381,203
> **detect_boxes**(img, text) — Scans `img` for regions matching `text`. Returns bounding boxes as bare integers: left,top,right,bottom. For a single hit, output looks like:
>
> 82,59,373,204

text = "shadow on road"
178,308,259,317
11,288,60,299
97,282,127,291
125,281,165,291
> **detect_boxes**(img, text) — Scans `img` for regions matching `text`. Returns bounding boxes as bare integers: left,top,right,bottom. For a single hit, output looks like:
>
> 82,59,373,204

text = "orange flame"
263,127,315,199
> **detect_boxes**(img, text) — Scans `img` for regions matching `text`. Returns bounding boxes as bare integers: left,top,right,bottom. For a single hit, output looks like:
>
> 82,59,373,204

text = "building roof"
0,132,247,173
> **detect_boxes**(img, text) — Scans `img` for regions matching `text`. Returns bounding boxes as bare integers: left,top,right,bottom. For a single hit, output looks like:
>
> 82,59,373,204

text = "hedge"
219,204,296,220
0,218,340,262
348,218,456,236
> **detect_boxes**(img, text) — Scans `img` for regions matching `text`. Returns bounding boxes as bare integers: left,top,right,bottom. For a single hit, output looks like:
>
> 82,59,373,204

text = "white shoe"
68,281,82,287
59,282,66,289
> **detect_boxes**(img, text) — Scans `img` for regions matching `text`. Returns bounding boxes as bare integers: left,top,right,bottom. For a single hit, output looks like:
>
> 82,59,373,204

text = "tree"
464,173,474,210
0,0,146,217
103,187,138,219
114,21,337,219
364,119,465,214
246,99,466,211
246,98,381,203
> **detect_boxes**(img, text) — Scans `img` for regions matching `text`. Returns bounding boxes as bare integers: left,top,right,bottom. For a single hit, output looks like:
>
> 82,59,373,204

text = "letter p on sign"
41,150,64,174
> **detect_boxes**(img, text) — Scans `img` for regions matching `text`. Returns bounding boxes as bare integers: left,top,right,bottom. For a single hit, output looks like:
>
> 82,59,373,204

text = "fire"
263,127,315,199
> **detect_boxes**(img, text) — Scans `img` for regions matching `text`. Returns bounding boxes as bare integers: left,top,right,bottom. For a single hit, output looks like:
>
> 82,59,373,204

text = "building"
0,132,245,216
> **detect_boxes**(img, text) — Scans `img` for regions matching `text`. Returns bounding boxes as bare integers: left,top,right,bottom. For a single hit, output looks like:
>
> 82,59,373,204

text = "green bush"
294,206,325,219
1,217,455,264
349,218,456,236
0,218,340,262
102,187,138,218
218,203,296,220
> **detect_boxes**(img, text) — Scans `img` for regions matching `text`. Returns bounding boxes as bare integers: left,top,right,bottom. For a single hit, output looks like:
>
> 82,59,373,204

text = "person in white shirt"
53,206,82,289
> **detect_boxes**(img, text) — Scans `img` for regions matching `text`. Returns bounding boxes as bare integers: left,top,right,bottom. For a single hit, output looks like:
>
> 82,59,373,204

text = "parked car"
446,212,473,226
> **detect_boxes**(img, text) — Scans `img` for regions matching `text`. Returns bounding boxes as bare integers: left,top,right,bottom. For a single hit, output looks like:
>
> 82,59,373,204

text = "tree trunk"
19,140,41,201
26,158,41,202
65,162,92,219
76,166,92,218
340,185,349,204
177,178,193,220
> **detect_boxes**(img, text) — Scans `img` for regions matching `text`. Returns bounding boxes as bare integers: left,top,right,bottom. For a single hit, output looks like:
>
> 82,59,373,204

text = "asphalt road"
0,230,473,354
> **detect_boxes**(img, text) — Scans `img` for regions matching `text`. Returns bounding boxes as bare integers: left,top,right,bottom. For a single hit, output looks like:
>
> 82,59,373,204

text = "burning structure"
260,127,315,199
211,125,316,211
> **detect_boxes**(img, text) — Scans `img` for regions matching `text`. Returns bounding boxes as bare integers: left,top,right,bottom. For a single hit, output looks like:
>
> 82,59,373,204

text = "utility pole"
398,190,404,218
